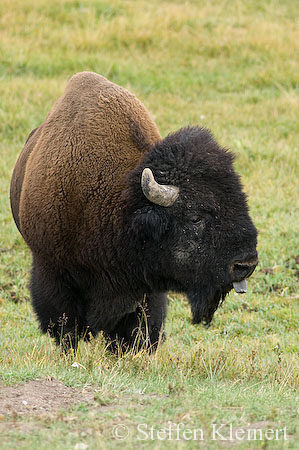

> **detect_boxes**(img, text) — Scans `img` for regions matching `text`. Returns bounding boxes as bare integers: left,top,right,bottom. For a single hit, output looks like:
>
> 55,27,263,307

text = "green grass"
0,0,298,448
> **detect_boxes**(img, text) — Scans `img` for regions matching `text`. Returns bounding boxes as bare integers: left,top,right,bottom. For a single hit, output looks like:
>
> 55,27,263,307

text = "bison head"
125,126,258,324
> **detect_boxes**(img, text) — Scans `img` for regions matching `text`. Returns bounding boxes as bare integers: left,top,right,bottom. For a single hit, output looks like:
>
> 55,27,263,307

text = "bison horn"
141,168,179,207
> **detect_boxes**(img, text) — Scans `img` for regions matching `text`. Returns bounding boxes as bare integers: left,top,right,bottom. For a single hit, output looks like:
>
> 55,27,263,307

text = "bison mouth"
189,273,256,325
187,255,258,325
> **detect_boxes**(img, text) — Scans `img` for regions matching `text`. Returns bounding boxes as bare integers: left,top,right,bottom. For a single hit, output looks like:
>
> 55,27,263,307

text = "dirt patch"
0,378,95,416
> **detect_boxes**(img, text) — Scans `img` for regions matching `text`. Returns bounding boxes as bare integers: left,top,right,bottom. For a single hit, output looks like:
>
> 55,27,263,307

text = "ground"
0,379,95,416
0,0,298,449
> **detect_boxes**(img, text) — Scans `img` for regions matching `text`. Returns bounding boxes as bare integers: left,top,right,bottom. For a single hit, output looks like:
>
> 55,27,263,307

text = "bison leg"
30,261,90,351
107,293,167,352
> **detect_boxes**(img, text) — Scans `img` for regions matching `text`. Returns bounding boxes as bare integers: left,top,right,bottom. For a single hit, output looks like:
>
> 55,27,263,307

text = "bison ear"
131,206,169,241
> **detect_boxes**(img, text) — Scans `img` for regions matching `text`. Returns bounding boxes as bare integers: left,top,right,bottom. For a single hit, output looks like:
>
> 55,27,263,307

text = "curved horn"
141,168,179,207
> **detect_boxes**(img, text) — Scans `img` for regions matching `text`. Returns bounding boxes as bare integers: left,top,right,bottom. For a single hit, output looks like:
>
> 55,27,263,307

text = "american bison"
10,71,258,351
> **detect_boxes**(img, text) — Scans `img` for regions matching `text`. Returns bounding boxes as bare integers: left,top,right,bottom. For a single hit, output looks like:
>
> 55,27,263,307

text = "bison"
10,71,258,351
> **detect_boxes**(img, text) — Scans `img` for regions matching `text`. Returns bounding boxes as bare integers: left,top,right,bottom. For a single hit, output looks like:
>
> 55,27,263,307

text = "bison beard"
10,72,258,353
189,288,229,325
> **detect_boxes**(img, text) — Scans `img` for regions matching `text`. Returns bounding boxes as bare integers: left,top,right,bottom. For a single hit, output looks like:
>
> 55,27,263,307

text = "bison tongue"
233,279,248,293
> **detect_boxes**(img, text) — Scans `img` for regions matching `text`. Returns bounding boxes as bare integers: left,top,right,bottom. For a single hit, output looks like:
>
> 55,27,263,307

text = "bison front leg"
107,293,167,353
30,261,90,351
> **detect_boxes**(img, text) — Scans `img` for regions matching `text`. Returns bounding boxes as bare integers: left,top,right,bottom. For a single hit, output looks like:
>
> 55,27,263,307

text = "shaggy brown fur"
11,72,161,262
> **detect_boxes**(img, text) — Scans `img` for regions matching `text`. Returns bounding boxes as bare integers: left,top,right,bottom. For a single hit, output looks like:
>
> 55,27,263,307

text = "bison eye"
189,211,213,225
190,217,202,224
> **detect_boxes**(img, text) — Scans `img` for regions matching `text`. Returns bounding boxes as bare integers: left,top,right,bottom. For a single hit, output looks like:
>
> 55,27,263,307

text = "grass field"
0,0,298,448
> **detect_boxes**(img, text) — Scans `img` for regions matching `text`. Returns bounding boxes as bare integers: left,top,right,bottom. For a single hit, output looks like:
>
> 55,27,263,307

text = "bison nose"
231,255,258,282
233,262,256,280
